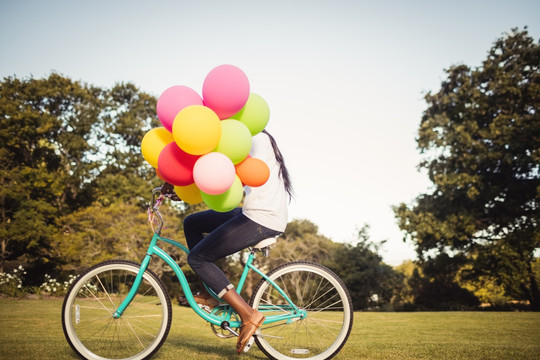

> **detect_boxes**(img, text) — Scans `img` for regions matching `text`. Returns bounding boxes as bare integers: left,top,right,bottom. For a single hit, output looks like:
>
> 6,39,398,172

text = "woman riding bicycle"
162,129,293,354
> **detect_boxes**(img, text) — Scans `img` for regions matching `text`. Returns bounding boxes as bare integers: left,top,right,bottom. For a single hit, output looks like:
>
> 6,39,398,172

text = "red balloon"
157,143,200,186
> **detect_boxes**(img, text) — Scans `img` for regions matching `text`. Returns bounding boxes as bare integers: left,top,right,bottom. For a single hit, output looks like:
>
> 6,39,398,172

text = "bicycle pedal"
243,336,255,353
221,323,239,337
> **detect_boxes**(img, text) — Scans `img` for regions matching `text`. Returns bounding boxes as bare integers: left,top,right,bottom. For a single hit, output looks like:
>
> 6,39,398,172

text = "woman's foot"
236,311,265,354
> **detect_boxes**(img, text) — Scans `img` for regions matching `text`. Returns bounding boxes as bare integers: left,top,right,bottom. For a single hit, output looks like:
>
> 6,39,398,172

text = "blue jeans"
184,208,281,297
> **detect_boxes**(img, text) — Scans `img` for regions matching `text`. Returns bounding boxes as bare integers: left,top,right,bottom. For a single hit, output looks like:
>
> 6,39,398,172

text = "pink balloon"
202,65,250,119
157,142,200,186
193,152,236,195
156,86,203,132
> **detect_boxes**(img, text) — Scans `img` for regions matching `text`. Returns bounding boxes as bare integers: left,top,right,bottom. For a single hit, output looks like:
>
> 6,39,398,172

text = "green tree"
52,202,150,271
0,73,158,278
323,225,404,310
52,200,186,274
274,219,338,264
267,221,405,311
409,254,480,310
394,28,540,309
233,219,339,298
1,74,99,274
393,260,417,308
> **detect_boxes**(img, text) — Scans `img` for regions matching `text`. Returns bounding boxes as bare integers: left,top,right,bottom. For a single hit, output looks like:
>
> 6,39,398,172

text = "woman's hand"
161,182,181,201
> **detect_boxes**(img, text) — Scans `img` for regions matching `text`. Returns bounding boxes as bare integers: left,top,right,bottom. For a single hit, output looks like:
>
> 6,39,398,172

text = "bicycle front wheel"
62,260,172,360
250,261,353,360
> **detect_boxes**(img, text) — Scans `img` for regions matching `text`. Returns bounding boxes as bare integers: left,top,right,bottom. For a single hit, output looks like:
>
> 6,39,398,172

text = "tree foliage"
323,225,404,310
409,253,480,310
394,28,540,309
0,73,159,276
239,220,404,310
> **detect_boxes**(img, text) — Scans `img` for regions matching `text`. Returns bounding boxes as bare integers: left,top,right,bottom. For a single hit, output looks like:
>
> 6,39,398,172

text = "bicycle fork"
113,253,153,318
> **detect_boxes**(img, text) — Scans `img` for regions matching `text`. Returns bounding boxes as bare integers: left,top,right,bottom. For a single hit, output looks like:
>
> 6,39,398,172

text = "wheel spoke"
62,261,171,360
251,262,353,359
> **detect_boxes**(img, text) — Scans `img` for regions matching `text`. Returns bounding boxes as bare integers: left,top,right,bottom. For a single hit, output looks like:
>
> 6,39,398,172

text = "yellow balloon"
172,105,221,155
141,127,174,168
174,183,203,204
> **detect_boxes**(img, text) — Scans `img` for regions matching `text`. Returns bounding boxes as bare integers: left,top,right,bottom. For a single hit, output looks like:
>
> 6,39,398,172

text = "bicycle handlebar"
149,186,183,234
152,186,163,204
149,187,165,234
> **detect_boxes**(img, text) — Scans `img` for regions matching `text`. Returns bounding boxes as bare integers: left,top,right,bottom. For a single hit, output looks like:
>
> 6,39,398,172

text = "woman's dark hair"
262,129,294,199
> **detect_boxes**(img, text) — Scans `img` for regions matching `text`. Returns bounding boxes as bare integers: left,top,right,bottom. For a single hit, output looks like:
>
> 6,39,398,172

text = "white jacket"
242,132,289,232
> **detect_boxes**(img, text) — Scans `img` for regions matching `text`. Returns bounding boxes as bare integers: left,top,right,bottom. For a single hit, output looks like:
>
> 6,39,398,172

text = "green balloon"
214,119,252,164
230,93,270,136
201,176,243,212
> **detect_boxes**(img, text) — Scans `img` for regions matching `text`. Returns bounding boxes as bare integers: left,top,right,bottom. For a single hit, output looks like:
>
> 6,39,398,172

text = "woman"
163,129,293,354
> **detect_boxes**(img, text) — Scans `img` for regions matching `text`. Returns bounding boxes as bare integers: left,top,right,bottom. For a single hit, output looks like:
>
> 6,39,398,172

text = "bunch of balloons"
141,65,271,212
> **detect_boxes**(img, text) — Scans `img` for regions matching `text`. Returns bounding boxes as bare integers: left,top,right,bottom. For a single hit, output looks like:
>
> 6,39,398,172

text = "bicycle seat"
253,237,277,249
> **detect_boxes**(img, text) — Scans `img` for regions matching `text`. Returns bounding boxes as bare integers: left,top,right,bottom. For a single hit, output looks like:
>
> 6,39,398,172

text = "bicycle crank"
211,310,240,338
220,321,239,337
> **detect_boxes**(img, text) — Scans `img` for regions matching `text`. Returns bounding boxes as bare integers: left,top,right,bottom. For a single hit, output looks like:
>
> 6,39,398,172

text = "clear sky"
1,0,539,265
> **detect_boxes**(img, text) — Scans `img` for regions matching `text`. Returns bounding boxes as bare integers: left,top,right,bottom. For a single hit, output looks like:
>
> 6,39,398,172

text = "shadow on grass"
162,333,268,360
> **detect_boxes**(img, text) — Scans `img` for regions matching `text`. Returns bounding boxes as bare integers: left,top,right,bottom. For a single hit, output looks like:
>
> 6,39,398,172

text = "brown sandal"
178,293,220,312
236,311,265,354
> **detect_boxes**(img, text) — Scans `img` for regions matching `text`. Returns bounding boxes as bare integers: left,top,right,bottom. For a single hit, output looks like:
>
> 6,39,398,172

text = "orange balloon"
235,157,270,187
156,168,167,182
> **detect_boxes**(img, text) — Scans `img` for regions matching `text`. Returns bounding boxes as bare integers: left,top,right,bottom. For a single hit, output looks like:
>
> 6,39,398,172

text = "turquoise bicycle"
61,187,353,360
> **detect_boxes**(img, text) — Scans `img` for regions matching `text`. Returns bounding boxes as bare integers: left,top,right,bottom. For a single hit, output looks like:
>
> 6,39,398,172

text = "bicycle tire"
61,260,172,360
250,261,353,360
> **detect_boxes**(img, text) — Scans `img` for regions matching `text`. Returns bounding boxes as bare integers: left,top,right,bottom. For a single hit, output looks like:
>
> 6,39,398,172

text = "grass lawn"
0,298,539,360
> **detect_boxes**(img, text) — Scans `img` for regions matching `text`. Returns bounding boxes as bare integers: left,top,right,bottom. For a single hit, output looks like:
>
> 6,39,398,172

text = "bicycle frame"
113,231,304,329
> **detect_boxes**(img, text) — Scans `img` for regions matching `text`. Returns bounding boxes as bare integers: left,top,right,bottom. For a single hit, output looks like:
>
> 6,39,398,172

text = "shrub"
39,274,78,296
0,266,26,297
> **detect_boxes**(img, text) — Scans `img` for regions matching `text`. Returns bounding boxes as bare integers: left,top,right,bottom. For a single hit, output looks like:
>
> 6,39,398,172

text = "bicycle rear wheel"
62,260,172,360
250,261,353,360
